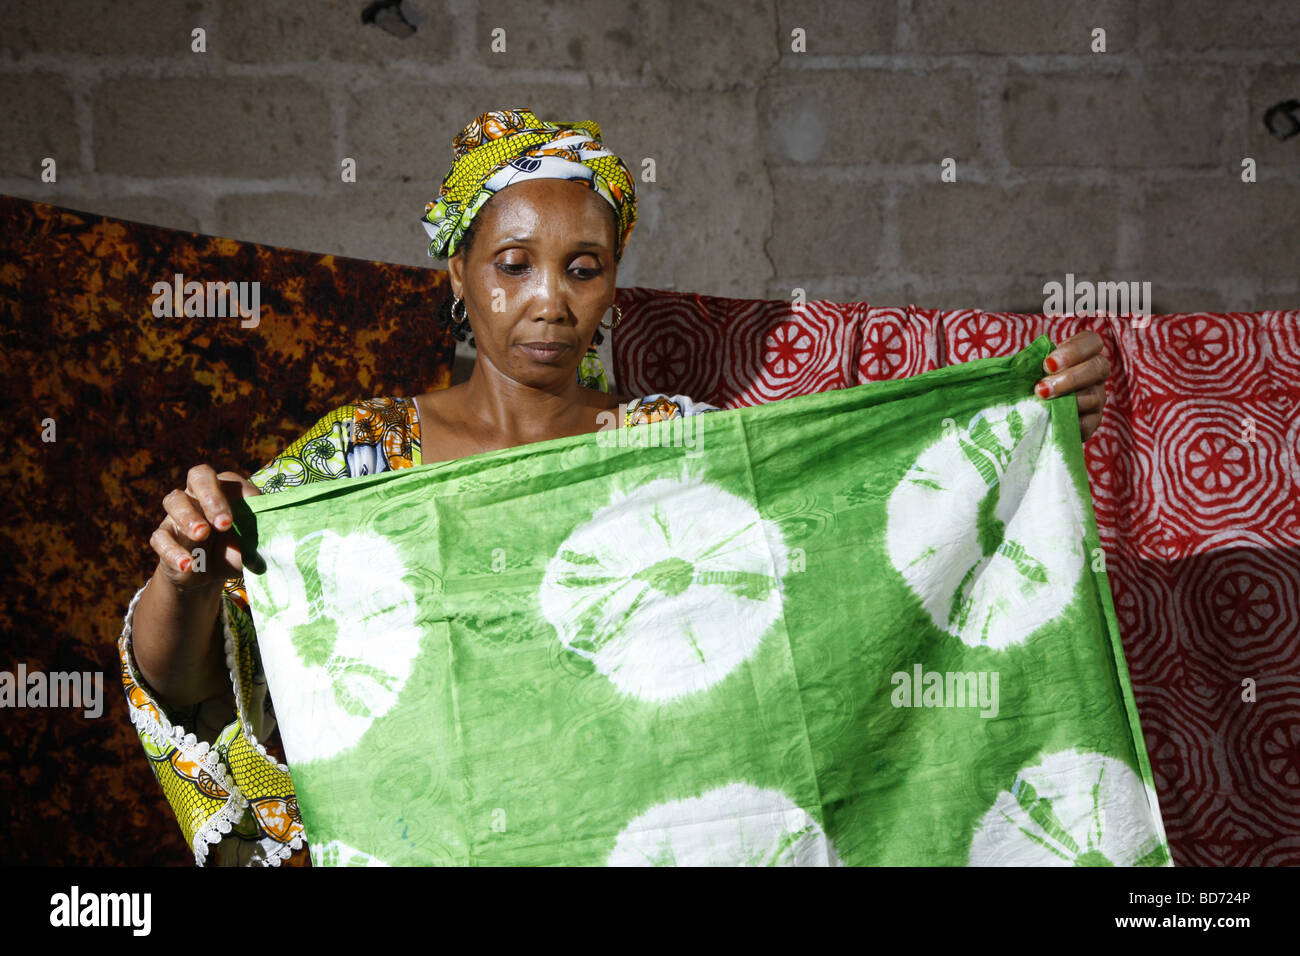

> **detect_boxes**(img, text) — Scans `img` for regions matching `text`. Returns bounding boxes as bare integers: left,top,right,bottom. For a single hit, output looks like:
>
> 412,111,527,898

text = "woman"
120,107,1112,866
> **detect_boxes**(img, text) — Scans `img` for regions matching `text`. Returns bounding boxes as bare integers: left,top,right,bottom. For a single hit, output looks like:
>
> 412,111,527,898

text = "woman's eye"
497,263,601,279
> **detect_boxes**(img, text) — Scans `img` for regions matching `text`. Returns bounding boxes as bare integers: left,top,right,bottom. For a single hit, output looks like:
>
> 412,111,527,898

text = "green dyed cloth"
234,336,1170,866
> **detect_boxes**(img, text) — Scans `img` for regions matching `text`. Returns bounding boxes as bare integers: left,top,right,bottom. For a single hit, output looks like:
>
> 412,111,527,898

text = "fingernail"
1044,355,1060,373
1035,381,1052,399
179,556,191,572
214,514,231,531
191,521,206,536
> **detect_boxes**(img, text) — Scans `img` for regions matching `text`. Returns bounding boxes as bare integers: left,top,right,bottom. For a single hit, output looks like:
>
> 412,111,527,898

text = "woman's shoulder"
248,392,719,493
248,397,419,493
623,393,721,426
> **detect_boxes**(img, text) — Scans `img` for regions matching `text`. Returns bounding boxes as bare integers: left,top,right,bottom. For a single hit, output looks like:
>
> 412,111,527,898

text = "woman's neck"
455,357,604,444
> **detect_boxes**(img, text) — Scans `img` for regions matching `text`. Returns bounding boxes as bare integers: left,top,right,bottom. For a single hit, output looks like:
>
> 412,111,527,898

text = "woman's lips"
517,342,570,364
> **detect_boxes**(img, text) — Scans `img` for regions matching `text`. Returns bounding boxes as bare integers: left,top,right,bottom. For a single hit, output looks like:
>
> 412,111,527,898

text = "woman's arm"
1034,330,1111,441
132,466,261,709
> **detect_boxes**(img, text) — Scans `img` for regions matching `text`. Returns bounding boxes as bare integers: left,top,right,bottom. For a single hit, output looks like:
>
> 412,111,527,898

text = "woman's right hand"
150,465,262,593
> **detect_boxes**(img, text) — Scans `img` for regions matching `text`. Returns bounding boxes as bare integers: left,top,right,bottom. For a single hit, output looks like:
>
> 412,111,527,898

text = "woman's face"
448,177,618,390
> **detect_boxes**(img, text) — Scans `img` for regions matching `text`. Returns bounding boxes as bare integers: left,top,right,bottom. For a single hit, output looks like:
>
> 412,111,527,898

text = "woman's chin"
511,362,578,388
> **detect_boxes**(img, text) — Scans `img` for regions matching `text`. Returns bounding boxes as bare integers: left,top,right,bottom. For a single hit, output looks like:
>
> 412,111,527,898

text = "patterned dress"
118,392,720,866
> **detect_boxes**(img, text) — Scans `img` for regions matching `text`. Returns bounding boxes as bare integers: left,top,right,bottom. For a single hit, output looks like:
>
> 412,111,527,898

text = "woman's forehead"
493,178,605,213
479,180,616,234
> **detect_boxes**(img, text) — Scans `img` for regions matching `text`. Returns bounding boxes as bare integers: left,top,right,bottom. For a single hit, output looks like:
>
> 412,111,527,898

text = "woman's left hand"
1034,330,1110,442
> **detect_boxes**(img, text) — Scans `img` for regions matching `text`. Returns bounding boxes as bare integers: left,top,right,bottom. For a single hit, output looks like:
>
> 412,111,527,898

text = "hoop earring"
599,303,624,330
451,294,467,323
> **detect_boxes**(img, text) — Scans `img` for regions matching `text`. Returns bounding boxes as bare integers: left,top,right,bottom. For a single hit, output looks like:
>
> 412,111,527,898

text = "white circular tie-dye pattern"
608,783,841,866
310,839,390,867
249,530,423,764
886,400,1086,649
540,475,790,703
969,749,1170,866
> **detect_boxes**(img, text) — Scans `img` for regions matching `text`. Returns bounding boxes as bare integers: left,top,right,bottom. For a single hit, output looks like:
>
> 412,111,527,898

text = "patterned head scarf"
421,107,637,261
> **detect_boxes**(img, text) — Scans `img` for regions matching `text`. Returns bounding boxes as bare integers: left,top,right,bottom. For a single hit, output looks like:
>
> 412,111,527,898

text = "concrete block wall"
3,0,1297,325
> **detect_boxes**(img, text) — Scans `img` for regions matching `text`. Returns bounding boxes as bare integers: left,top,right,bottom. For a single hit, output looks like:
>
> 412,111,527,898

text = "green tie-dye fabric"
233,336,1170,867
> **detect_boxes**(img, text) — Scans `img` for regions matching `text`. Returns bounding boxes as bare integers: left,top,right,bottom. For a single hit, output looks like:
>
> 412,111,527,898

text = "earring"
599,303,624,330
451,294,467,322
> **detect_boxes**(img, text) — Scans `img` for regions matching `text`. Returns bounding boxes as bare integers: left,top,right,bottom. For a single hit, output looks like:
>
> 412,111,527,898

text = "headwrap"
420,107,638,261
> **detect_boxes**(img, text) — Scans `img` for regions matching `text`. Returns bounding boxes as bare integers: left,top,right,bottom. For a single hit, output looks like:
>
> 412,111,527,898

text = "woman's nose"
527,268,572,321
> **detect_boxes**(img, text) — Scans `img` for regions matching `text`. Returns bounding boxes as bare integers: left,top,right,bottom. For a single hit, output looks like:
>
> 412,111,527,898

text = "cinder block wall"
2,0,1297,321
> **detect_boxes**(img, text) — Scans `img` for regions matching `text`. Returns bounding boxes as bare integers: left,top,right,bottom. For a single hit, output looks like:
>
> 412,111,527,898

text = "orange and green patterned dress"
118,392,719,865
